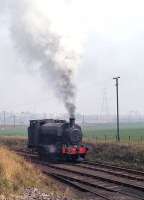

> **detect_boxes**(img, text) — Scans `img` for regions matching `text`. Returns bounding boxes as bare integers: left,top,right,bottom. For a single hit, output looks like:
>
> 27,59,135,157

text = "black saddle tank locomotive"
28,118,88,161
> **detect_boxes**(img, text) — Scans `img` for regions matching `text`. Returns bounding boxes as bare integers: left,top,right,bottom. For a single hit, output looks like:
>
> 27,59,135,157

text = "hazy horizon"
0,0,144,116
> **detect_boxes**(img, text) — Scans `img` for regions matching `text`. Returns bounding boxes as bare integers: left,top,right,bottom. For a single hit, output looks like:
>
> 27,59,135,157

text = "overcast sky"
0,0,144,116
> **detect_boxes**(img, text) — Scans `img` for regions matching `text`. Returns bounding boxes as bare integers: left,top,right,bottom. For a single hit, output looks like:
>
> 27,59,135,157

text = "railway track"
15,149,144,199
73,162,144,182
36,162,143,200
83,160,144,177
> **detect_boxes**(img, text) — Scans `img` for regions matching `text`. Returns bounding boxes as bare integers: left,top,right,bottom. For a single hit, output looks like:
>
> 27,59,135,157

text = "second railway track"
73,162,144,182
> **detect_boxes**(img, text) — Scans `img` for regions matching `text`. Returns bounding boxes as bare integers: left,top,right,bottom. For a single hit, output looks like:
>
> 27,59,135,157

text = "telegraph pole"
113,77,120,141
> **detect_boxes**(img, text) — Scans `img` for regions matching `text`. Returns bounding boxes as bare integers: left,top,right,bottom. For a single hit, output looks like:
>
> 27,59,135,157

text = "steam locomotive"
28,118,88,161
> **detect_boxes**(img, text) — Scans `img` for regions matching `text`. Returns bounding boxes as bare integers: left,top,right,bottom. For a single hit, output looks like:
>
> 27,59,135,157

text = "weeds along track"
16,149,144,200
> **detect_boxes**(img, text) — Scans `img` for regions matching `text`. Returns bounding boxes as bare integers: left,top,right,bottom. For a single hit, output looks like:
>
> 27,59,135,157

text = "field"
0,126,27,137
83,122,144,144
0,122,144,144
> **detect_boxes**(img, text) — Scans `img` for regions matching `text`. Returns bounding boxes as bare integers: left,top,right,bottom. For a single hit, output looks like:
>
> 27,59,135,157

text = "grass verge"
0,146,42,197
0,136,27,149
85,142,144,170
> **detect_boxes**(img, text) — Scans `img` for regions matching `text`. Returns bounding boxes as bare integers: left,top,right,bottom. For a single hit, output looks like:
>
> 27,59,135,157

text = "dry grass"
85,142,144,170
0,147,42,197
0,136,27,149
0,147,75,199
0,138,76,199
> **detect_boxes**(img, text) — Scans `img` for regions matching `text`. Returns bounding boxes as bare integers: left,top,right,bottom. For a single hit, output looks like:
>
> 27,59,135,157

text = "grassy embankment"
0,147,41,197
0,137,74,199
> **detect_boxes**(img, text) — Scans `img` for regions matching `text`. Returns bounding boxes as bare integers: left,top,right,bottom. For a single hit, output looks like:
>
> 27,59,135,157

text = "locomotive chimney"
70,117,75,127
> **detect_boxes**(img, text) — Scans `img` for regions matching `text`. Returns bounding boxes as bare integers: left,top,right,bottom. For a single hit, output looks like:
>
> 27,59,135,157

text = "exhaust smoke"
2,0,86,117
